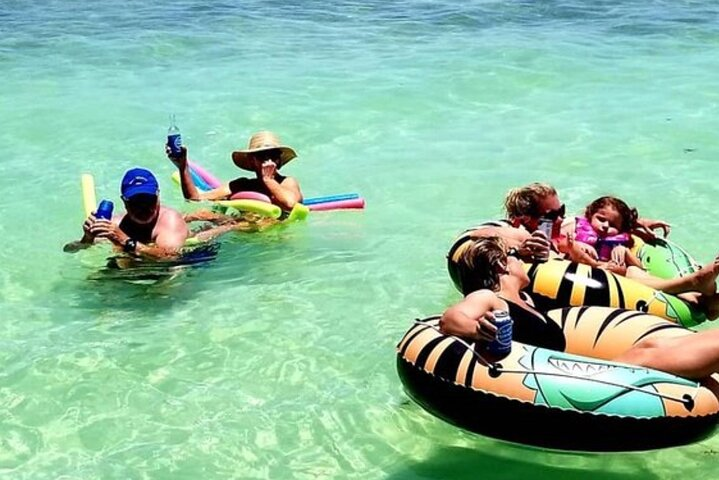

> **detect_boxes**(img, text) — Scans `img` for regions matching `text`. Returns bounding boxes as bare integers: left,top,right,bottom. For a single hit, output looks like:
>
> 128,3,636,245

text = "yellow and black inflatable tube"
447,234,706,327
397,307,719,452
523,259,706,327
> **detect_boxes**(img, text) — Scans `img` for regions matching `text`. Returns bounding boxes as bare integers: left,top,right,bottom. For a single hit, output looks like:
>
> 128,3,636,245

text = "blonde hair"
456,237,507,295
504,183,557,219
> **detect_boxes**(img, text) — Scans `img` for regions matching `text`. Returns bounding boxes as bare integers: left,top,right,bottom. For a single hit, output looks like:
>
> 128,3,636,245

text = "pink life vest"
574,216,630,261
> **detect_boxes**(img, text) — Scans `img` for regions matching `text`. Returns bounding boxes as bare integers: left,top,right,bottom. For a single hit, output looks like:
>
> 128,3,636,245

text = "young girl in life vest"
566,196,642,272
560,196,719,309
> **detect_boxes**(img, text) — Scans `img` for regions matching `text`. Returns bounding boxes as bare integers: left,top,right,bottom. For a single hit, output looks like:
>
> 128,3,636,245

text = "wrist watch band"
123,238,138,253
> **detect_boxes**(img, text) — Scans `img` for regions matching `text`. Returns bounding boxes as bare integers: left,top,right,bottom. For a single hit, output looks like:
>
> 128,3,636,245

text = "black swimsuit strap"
496,295,566,351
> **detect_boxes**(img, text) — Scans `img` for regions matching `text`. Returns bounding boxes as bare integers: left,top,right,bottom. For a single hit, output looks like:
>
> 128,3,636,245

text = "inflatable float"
396,307,719,452
171,159,365,213
521,259,706,327
632,235,700,280
450,225,700,281
447,232,707,327
169,171,290,219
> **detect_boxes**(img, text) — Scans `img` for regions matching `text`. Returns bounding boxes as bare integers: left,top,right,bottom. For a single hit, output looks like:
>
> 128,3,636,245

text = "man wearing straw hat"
170,131,303,211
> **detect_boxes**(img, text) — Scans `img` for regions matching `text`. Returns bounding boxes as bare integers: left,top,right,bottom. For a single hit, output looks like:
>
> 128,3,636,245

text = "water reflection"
90,242,221,284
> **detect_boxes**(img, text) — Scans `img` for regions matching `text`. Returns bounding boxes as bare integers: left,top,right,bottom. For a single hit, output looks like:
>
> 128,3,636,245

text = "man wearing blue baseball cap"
66,167,189,258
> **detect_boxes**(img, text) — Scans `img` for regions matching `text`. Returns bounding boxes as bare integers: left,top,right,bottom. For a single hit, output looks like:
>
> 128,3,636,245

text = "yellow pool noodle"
81,173,97,217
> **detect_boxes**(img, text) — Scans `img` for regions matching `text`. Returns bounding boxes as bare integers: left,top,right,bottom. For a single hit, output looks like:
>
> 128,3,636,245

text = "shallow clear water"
2,0,719,477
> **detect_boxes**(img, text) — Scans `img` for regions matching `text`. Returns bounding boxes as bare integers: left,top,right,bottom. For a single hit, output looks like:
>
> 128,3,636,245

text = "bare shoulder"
279,175,302,200
157,206,189,234
463,290,503,309
158,206,184,223
280,175,300,187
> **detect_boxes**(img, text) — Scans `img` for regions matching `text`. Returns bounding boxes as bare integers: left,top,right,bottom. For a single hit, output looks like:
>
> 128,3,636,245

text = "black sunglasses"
541,203,566,220
252,149,280,161
124,193,158,208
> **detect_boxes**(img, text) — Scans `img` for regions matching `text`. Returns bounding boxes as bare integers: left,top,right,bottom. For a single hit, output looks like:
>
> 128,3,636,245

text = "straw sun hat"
231,131,298,171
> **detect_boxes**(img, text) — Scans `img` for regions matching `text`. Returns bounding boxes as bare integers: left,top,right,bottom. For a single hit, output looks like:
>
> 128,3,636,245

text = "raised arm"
257,161,303,210
472,226,551,263
169,146,232,201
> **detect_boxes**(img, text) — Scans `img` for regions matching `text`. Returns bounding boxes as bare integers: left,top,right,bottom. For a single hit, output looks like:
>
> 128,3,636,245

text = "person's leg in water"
625,254,719,296
189,212,277,243
616,329,719,379
184,209,234,224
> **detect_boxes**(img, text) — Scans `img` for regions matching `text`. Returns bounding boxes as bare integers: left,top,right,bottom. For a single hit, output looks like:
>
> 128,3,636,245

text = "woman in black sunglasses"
448,183,563,268
170,131,303,211
449,183,718,302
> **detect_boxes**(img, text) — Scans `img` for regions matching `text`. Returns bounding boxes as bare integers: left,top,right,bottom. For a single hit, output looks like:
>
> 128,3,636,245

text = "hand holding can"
478,310,513,363
95,199,114,220
537,217,554,239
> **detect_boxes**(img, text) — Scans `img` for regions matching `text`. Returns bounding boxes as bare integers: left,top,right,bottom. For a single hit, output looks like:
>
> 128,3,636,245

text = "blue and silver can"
95,199,114,220
485,309,513,361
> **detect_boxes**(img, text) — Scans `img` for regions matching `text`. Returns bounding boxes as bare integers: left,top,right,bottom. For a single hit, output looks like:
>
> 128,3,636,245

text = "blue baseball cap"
121,167,159,200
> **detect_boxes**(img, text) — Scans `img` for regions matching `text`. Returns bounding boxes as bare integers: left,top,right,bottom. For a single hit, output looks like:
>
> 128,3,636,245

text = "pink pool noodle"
231,191,272,203
308,198,365,211
188,160,222,189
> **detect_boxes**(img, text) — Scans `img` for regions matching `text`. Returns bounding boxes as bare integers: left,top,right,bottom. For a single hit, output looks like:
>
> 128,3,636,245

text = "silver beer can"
537,217,554,239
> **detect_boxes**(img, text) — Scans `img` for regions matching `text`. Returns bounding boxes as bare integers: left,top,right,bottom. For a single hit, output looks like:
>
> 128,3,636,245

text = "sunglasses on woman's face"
541,203,566,220
252,149,280,162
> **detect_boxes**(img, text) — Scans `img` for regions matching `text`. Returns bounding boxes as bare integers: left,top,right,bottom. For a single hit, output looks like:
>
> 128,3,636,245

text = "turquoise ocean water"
2,0,719,477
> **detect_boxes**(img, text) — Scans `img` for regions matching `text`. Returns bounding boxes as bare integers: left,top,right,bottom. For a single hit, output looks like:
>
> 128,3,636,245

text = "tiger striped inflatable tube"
447,234,707,327
397,307,719,452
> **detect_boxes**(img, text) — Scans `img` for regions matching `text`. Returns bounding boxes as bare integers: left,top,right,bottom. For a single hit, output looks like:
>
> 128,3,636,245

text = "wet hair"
584,196,638,233
456,237,507,295
504,183,557,219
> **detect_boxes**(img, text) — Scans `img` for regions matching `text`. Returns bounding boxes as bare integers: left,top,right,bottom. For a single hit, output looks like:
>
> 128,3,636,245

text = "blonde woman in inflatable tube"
169,131,303,212
456,183,666,264
443,236,719,379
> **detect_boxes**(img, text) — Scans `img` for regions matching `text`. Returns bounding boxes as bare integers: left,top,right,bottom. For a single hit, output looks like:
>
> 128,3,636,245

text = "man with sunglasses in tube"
169,130,303,211
66,168,189,258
